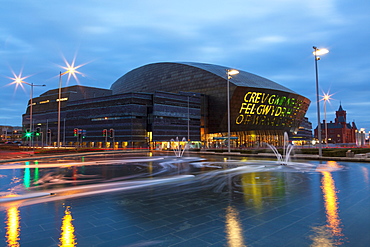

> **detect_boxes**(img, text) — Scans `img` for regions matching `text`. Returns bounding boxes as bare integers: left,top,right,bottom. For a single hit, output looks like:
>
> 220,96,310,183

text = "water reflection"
23,162,30,188
225,205,246,247
241,173,263,211
321,171,342,237
312,161,344,246
237,172,286,212
148,161,153,176
361,166,369,185
34,167,39,185
0,155,367,246
59,206,76,247
310,225,338,247
5,206,20,247
0,157,178,193
3,204,77,247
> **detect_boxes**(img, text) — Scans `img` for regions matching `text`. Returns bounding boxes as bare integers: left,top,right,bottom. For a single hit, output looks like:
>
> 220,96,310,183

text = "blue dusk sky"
1,0,369,132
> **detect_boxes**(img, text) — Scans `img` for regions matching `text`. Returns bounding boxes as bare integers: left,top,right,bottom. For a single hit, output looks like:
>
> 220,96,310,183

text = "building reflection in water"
5,206,21,247
148,162,153,177
361,166,369,185
312,161,344,246
241,173,263,211
23,162,31,189
34,167,39,185
240,172,284,212
59,206,77,247
225,205,246,247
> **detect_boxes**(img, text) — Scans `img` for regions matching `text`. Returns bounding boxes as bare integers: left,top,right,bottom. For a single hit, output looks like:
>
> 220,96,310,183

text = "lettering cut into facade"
232,89,309,132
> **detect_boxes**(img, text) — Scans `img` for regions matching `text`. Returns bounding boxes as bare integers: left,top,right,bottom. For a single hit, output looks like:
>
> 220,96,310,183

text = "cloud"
0,34,33,54
1,0,370,130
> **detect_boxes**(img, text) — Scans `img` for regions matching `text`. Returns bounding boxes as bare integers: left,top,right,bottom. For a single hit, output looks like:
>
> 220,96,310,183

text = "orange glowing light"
313,48,329,56
321,171,343,237
6,70,32,93
6,206,21,247
59,54,88,84
320,91,335,103
2,194,18,198
225,205,245,247
59,206,77,247
241,172,269,212
318,161,345,244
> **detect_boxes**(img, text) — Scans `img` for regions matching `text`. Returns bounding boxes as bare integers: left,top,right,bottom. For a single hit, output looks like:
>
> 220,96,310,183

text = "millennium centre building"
23,62,310,148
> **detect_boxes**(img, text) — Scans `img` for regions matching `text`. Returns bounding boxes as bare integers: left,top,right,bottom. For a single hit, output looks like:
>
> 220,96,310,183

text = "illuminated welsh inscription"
235,91,306,127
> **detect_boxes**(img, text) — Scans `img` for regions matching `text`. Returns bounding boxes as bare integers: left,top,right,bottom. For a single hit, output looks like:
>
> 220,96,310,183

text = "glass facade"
23,62,310,148
111,62,311,147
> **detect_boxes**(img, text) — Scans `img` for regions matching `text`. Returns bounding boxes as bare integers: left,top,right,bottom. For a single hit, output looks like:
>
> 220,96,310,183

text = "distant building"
0,125,23,142
314,104,357,144
356,128,367,146
291,117,312,145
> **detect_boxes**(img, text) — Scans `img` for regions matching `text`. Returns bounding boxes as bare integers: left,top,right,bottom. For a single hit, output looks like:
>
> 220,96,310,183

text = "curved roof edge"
111,61,298,95
176,62,297,94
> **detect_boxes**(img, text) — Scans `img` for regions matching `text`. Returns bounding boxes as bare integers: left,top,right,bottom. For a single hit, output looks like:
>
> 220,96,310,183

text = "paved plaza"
0,153,369,246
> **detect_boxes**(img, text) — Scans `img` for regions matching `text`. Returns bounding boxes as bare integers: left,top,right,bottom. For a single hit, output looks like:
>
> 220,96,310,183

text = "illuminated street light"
10,73,45,147
321,92,334,147
57,59,85,148
313,48,329,56
313,46,329,156
226,69,239,153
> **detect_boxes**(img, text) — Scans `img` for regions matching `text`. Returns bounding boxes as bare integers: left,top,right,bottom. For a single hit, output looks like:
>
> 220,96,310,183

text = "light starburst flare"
7,70,32,93
58,55,88,84
320,91,335,104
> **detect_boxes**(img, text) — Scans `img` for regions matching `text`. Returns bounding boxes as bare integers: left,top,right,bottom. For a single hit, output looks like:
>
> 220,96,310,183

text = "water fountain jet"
170,137,189,157
264,132,294,165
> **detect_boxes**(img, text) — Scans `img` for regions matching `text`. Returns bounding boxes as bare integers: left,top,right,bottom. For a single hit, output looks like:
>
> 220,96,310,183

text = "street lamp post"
28,83,46,147
187,96,190,142
313,46,329,157
322,93,332,147
57,61,83,148
57,71,66,148
226,69,239,153
324,96,328,147
12,78,45,147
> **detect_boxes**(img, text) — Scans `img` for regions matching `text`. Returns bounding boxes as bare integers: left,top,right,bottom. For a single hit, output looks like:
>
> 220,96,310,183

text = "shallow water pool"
0,153,369,246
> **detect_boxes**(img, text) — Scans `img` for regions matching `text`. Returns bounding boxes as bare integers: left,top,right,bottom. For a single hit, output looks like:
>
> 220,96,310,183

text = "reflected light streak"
1,175,195,209
241,173,269,212
0,157,165,170
72,167,77,181
310,225,336,247
319,161,344,244
23,162,30,188
34,167,39,184
248,174,263,211
321,171,342,236
59,206,76,247
225,205,246,247
6,206,21,247
361,167,369,185
148,162,153,176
